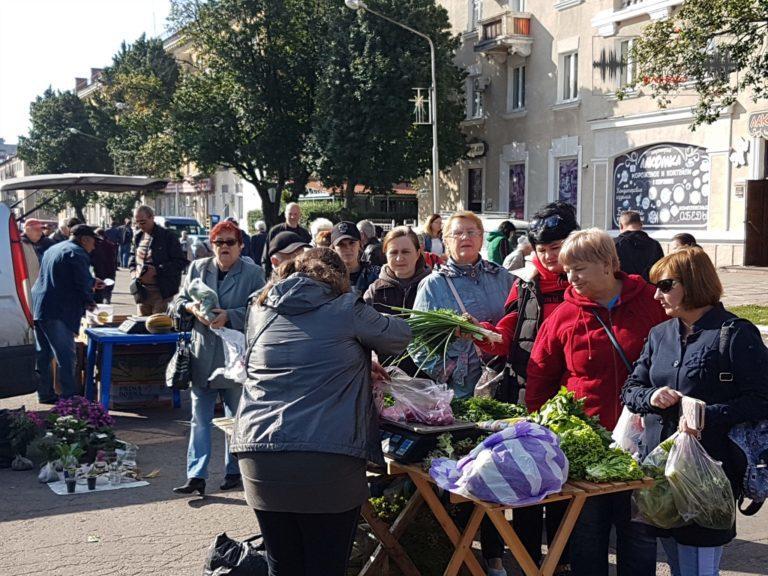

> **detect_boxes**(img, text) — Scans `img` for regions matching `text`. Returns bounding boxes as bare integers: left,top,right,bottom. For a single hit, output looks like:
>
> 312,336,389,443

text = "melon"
146,313,174,333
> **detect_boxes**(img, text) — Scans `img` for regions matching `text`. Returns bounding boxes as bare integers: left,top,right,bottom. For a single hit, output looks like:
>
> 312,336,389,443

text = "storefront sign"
466,140,487,159
748,111,768,138
612,143,710,229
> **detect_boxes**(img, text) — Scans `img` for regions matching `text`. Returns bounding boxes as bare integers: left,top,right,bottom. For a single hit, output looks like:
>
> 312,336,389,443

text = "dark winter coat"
614,230,665,281
621,303,768,547
128,224,188,299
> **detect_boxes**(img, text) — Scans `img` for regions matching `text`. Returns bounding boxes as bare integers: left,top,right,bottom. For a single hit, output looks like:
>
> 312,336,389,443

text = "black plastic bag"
203,532,268,576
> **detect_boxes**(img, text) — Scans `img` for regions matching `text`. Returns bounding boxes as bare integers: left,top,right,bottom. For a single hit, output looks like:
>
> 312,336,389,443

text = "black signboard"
612,143,709,229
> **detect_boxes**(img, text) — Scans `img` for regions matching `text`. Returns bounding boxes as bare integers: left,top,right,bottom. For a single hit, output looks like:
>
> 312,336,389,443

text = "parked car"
0,173,167,398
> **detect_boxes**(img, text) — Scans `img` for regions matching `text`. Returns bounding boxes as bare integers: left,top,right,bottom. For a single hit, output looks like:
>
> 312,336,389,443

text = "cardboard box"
105,380,174,410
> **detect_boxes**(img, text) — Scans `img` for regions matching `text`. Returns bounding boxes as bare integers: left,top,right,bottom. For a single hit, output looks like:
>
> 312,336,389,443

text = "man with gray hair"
266,202,311,274
357,219,385,266
129,205,187,315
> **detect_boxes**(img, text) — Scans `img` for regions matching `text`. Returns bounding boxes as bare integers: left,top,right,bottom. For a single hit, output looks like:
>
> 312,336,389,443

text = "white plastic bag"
38,462,59,483
611,406,644,456
210,327,247,384
374,367,454,426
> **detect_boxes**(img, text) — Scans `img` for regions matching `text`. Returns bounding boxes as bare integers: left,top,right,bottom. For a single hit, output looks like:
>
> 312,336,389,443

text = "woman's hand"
650,386,683,410
455,314,482,340
209,308,228,330
678,415,702,438
186,302,211,326
371,360,389,383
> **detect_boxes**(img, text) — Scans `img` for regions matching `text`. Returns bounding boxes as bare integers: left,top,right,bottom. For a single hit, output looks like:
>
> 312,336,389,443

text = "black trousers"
254,506,360,576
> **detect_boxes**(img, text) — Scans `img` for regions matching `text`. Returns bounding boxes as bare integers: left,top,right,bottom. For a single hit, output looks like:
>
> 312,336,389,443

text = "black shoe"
219,474,242,491
173,477,205,496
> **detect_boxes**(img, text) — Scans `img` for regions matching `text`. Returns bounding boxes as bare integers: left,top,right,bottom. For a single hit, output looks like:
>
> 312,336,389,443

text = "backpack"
719,319,768,516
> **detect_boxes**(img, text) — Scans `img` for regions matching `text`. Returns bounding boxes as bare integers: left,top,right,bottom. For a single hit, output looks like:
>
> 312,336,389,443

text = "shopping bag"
373,367,454,426
202,532,268,576
632,435,685,529
611,406,643,456
210,328,247,384
666,432,736,530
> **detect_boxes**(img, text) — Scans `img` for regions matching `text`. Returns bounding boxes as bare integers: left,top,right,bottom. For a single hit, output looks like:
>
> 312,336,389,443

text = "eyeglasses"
529,215,563,233
446,230,482,239
213,239,238,247
654,279,679,293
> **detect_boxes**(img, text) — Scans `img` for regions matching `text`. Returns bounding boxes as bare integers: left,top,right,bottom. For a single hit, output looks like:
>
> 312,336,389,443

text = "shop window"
558,158,578,207
468,167,483,212
509,163,526,219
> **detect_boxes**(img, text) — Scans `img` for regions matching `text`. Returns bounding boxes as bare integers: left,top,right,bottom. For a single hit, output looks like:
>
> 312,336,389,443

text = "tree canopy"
625,0,768,127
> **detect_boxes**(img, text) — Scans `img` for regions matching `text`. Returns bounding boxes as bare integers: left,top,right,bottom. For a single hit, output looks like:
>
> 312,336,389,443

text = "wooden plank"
359,500,421,576
444,506,485,576
486,508,540,576
539,492,587,576
408,473,486,576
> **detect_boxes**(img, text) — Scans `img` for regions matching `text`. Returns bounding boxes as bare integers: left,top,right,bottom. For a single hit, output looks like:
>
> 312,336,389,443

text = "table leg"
84,339,97,401
487,508,540,576
360,500,421,576
538,493,586,576
99,343,114,411
409,474,485,576
444,505,485,576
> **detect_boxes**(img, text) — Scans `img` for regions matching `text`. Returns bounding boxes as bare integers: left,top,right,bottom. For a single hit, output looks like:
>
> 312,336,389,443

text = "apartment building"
434,0,768,265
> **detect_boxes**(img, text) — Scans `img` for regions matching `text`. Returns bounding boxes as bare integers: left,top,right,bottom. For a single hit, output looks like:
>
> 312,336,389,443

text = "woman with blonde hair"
527,228,667,576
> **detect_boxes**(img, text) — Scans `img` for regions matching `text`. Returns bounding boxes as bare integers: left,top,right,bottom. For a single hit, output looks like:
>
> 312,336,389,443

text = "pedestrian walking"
118,217,133,268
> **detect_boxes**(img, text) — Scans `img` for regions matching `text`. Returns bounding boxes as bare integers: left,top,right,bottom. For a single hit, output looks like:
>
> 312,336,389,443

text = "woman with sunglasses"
172,220,266,496
526,228,668,576
622,248,768,576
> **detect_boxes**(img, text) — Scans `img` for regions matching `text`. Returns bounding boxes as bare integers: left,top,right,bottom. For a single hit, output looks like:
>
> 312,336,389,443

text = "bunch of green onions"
390,307,502,371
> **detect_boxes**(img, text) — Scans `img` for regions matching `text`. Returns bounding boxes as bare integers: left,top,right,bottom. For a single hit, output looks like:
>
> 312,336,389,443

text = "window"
469,78,484,119
508,163,525,219
469,0,482,30
558,158,578,207
510,0,526,10
619,39,634,88
468,167,483,212
561,52,579,102
509,65,526,111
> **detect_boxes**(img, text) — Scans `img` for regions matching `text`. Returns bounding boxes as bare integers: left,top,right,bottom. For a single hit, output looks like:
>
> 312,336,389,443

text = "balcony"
474,11,533,60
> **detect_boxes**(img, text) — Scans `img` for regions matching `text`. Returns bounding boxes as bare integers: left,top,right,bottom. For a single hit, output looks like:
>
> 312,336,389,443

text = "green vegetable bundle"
391,307,501,371
451,397,527,423
586,448,644,483
633,437,685,529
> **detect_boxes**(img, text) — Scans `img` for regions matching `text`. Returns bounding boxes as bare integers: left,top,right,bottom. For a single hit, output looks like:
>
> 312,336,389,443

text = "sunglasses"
654,279,679,293
213,239,238,247
529,215,563,233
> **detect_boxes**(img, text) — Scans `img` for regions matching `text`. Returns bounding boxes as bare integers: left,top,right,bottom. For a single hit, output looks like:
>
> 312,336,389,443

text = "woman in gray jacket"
230,248,411,576
171,221,265,496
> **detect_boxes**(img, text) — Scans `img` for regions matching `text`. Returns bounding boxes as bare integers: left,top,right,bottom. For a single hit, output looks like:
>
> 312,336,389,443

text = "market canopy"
0,173,168,193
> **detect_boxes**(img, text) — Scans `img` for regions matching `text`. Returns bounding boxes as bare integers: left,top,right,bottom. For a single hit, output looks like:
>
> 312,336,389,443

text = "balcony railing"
475,11,533,58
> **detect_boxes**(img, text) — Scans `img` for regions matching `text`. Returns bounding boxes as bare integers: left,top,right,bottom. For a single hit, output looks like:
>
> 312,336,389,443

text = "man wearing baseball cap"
331,221,380,296
31,224,105,403
267,231,310,272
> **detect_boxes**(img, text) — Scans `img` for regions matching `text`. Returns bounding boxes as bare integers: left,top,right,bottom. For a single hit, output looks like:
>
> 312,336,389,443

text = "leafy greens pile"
450,397,527,423
531,388,639,482
422,432,487,471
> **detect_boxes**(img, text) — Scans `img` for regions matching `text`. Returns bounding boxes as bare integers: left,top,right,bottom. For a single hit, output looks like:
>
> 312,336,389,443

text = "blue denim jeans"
570,492,657,576
34,319,77,400
119,243,131,268
661,538,723,576
186,385,241,480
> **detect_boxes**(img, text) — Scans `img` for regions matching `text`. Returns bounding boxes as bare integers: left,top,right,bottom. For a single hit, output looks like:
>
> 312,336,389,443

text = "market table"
83,327,185,410
373,459,654,576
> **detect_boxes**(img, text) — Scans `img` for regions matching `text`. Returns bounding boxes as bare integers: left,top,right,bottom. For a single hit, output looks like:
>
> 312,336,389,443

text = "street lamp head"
344,0,366,10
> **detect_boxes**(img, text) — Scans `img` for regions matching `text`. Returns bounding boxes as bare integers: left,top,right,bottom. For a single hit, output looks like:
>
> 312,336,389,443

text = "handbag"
128,278,146,304
166,334,192,390
444,276,509,399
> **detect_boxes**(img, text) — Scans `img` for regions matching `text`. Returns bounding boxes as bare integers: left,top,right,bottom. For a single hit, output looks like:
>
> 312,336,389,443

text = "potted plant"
86,465,98,491
57,443,84,480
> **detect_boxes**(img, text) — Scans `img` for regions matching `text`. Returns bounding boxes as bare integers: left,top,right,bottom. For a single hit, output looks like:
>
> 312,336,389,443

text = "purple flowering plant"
51,396,114,428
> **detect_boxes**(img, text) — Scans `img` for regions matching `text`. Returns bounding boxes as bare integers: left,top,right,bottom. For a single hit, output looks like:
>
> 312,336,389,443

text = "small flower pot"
87,476,97,491
65,478,77,494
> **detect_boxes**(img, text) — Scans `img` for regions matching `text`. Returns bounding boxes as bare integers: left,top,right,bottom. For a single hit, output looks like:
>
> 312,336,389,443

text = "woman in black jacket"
622,247,768,576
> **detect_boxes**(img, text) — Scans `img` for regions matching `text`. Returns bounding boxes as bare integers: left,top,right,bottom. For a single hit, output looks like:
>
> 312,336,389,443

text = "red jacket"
526,272,667,430
477,255,568,356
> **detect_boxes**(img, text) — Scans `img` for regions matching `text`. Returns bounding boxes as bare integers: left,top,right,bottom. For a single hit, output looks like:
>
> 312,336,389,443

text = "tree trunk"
290,168,310,203
344,180,358,210
255,185,281,230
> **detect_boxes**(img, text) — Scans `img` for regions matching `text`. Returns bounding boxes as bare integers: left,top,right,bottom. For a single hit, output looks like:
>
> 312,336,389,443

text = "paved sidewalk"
719,267,768,308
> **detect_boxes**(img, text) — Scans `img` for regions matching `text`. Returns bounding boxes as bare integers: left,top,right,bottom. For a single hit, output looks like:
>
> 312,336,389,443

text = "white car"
0,174,167,398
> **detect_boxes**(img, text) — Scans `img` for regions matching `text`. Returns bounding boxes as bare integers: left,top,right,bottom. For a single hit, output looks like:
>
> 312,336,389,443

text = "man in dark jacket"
614,210,664,281
118,217,133,268
51,217,81,244
129,205,187,315
21,218,54,261
357,219,386,267
32,225,102,402
92,229,118,304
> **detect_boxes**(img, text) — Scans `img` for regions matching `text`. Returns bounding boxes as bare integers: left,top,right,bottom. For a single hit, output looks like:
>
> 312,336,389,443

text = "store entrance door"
745,179,768,266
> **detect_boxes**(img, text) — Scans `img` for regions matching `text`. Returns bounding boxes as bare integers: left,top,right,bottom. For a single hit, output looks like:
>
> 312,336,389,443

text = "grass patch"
730,305,768,326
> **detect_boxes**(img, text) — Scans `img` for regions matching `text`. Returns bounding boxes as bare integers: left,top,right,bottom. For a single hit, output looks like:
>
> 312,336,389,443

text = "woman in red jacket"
527,228,667,576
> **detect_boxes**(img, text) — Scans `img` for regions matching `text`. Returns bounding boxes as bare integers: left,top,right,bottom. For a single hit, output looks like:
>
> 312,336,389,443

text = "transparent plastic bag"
611,406,644,456
374,367,454,426
632,434,685,529
666,432,736,530
188,278,220,321
210,327,247,384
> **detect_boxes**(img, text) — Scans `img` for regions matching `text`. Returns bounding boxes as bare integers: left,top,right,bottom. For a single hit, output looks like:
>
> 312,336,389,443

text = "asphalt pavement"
1,265,767,575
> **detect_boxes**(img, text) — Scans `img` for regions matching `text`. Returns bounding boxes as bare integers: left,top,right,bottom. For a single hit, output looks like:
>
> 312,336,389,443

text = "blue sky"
0,0,172,144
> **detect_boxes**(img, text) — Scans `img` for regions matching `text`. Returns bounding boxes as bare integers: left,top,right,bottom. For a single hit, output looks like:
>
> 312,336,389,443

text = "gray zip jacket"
230,275,411,463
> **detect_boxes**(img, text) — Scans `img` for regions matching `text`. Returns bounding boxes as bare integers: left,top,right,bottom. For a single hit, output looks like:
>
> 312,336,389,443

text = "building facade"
433,0,765,265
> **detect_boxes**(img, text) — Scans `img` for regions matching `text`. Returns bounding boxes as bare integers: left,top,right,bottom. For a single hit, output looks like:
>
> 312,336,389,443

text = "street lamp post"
344,0,440,213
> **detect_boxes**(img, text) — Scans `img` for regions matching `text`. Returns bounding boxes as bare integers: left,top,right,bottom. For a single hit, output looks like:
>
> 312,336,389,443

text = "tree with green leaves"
17,89,113,221
625,0,768,127
311,0,465,208
170,0,322,228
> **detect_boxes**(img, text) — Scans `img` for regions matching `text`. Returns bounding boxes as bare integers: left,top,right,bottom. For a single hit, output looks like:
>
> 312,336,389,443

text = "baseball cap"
331,221,361,246
70,224,97,239
268,231,310,258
